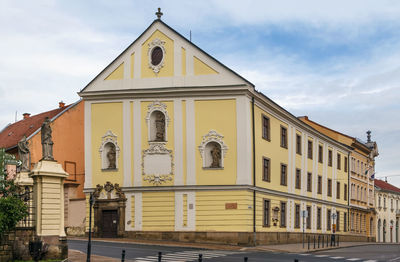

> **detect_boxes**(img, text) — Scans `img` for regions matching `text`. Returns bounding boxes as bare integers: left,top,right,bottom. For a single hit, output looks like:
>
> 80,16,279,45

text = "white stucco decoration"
99,130,120,169
148,38,166,74
145,101,170,142
198,130,228,168
142,142,174,185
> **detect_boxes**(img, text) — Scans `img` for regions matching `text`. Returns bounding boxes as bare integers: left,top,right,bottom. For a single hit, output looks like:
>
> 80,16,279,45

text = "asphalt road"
68,239,400,262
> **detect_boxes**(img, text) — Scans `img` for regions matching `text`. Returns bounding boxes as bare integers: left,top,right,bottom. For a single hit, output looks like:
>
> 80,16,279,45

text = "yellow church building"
79,13,365,244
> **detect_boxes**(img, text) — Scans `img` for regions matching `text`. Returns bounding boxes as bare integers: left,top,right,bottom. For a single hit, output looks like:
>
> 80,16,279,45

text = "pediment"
80,20,253,94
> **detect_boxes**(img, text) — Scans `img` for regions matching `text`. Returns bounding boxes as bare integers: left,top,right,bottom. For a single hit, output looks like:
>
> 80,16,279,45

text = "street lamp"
86,193,95,262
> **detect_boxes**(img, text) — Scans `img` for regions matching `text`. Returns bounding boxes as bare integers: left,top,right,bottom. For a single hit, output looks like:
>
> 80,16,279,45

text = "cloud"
1,0,400,186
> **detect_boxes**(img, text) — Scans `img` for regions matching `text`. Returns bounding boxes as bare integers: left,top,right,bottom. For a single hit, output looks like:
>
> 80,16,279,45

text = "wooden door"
102,210,118,238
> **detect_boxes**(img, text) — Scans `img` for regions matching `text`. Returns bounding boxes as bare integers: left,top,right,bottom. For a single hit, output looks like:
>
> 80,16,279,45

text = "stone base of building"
123,231,375,246
66,226,86,237
38,235,68,260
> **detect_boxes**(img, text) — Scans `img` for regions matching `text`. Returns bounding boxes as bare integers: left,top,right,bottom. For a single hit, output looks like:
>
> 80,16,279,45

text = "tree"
0,148,28,236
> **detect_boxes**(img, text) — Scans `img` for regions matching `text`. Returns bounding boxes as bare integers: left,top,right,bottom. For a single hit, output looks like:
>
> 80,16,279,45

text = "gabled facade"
375,179,400,243
80,16,358,244
0,101,85,235
299,116,378,241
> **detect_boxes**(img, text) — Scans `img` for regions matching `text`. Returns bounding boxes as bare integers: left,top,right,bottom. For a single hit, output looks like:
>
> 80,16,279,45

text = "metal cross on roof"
155,8,163,19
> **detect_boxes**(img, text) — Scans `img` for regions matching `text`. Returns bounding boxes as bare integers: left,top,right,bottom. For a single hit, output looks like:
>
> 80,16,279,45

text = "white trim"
174,39,181,77
186,99,196,185
323,143,327,200
187,192,196,230
135,192,142,230
186,47,194,76
312,203,316,232
84,101,92,188
125,193,133,230
134,45,141,78
288,125,295,194
124,56,130,80
133,100,142,186
236,96,252,185
174,99,183,185
175,192,183,231
123,101,132,187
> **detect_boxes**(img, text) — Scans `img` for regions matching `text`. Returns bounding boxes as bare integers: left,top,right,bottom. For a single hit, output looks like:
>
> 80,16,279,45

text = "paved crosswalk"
297,254,377,261
133,250,242,262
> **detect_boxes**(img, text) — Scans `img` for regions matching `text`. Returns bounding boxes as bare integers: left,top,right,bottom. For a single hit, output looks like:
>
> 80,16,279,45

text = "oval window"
151,46,163,66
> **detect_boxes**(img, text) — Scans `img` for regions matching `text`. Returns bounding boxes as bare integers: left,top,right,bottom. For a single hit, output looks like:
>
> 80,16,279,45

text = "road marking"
389,257,400,261
363,260,378,262
315,255,329,257
299,254,311,256
330,257,345,259
346,259,361,261
132,250,242,262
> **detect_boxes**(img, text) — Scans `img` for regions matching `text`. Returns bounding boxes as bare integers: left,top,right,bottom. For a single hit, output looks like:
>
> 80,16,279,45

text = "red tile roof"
375,179,400,194
0,105,70,149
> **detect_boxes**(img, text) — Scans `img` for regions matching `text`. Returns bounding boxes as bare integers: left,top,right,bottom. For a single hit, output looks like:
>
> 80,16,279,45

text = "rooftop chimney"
23,113,30,119
59,101,65,108
366,130,371,143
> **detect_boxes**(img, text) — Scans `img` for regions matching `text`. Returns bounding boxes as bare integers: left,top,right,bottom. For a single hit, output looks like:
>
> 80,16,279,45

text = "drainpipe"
252,96,256,245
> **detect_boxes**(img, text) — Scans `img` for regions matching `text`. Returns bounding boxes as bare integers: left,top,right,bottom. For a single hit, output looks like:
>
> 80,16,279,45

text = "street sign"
302,210,308,218
331,213,337,220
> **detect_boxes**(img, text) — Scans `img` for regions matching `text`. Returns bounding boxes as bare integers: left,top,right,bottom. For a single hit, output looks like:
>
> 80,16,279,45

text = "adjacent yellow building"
299,116,379,241
79,15,367,244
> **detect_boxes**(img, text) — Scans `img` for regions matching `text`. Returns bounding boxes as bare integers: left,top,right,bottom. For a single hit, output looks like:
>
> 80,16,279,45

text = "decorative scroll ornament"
198,130,228,157
148,38,166,74
93,181,126,200
145,101,170,126
144,174,172,185
198,130,228,168
142,143,174,185
145,101,170,142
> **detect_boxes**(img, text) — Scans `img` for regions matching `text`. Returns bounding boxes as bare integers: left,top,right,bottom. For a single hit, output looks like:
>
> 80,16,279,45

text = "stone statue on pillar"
18,135,30,171
41,117,54,160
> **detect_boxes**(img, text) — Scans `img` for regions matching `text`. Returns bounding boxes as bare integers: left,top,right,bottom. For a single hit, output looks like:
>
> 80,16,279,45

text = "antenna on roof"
190,30,192,42
385,177,388,182
14,111,17,123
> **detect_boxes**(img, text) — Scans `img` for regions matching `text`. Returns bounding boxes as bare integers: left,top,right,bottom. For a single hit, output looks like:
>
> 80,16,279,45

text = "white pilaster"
123,101,132,187
135,192,142,230
236,96,252,185
133,100,142,186
186,99,196,185
174,99,184,185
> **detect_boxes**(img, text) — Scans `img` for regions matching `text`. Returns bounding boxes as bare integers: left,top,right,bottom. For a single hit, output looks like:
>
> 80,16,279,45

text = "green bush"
0,178,28,236
0,196,28,234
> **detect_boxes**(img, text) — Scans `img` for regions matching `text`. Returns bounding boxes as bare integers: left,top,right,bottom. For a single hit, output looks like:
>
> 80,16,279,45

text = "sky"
1,0,399,186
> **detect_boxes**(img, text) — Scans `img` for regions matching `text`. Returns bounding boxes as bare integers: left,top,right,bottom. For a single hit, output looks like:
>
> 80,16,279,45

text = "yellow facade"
141,30,174,78
79,18,364,244
195,99,237,185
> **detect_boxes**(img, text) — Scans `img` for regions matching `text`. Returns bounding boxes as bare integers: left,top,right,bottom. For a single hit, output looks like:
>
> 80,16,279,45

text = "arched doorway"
383,219,387,243
378,219,381,242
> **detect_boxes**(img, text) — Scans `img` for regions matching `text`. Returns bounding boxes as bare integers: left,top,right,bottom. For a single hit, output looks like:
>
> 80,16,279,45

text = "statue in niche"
18,135,30,172
107,145,116,169
41,117,54,160
155,111,165,141
210,144,221,168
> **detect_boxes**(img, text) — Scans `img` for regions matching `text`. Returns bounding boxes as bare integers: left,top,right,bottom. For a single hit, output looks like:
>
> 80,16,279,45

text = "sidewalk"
252,242,375,253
